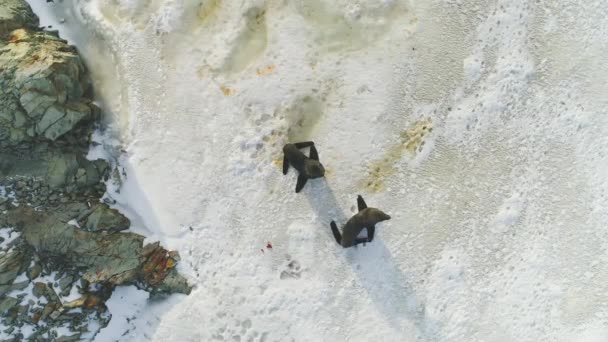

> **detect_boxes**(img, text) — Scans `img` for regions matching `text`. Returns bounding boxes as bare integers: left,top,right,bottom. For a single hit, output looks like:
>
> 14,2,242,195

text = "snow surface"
94,286,149,341
26,0,608,341
0,227,20,250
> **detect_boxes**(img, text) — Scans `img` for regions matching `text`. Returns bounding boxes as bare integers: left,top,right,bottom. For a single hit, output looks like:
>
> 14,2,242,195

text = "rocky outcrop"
7,207,182,289
0,0,38,36
0,28,97,148
0,0,192,339
0,249,29,297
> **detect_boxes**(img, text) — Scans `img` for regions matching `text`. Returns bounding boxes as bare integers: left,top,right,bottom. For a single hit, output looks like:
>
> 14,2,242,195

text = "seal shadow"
345,240,440,340
303,179,440,340
304,178,349,226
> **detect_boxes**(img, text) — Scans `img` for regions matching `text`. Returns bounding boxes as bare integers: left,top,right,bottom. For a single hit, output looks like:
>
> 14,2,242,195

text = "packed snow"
26,0,608,341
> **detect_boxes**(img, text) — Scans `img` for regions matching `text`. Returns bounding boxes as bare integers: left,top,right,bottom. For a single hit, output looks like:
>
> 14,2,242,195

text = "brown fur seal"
282,141,325,193
330,195,390,248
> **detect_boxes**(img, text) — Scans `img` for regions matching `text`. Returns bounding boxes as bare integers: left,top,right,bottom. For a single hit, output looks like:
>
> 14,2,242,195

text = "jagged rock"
0,0,191,336
0,0,38,36
141,245,191,295
26,263,41,279
0,296,19,315
0,248,29,296
63,292,106,311
32,282,46,298
78,202,130,232
56,334,81,342
0,27,97,148
44,282,60,303
0,151,108,190
58,275,73,296
39,302,56,321
16,303,28,320
8,279,28,291
49,308,62,320
154,268,193,295
8,207,191,293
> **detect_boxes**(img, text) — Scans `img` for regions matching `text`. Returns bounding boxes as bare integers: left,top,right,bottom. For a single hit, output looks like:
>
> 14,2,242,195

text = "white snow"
0,185,18,208
0,227,20,251
94,286,149,341
25,0,608,341
67,219,81,229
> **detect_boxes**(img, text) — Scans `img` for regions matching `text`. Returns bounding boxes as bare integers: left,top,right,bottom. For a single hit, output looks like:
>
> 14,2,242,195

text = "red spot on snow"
266,242,273,249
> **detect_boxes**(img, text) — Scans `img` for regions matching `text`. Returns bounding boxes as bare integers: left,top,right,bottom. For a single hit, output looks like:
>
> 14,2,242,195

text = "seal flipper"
354,238,368,246
282,154,289,175
330,221,342,245
357,195,367,211
294,141,314,149
309,145,319,161
367,225,375,242
295,174,308,193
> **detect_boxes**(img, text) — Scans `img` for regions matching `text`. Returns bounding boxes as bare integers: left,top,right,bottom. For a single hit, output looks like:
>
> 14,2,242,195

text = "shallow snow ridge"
35,0,608,340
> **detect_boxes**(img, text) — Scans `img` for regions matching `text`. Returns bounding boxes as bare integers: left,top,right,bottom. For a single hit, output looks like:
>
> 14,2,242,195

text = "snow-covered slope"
29,0,608,341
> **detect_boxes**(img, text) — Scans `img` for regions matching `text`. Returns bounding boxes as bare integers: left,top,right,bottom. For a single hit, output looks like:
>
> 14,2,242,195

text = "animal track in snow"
280,258,302,280
222,7,268,74
292,0,415,53
97,0,163,30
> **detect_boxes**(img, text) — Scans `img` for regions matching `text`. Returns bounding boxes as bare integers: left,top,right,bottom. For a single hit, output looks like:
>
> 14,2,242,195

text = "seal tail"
330,221,342,245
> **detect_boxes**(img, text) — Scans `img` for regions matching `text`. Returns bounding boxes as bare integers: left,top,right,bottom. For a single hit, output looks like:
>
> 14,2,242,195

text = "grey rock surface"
0,0,192,339
0,28,97,148
0,296,19,315
0,249,29,297
8,206,191,292
79,202,131,232
0,0,38,36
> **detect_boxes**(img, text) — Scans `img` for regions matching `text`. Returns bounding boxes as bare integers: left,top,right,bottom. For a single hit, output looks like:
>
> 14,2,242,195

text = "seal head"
305,160,325,178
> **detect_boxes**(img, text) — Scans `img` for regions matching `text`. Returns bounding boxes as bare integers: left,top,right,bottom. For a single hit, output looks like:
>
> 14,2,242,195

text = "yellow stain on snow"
361,117,433,192
272,156,283,167
256,64,275,76
220,85,235,96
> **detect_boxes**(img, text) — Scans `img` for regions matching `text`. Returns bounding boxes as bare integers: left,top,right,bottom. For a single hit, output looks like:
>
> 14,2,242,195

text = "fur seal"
330,195,391,248
282,141,325,193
